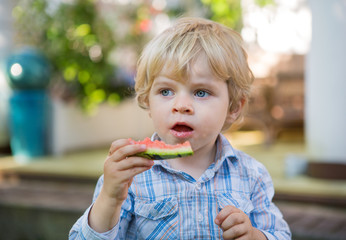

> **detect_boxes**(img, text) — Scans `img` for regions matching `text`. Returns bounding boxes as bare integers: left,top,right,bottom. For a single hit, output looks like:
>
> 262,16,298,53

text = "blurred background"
0,0,345,239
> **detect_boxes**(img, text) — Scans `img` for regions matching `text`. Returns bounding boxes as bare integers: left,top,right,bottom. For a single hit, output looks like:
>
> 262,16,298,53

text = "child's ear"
225,98,245,125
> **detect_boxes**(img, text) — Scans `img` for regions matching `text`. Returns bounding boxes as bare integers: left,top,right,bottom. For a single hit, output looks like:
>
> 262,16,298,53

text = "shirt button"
195,183,201,190
150,209,159,217
198,213,203,222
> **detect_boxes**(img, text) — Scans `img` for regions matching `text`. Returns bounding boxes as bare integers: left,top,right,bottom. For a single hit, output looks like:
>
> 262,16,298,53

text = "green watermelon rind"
134,149,193,160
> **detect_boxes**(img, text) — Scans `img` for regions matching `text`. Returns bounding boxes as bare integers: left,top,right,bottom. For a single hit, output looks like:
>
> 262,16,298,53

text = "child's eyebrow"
152,76,177,87
189,82,221,92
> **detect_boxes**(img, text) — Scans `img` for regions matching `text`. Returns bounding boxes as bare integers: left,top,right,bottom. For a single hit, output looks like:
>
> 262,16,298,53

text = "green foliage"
200,0,243,31
12,0,125,113
255,0,275,8
12,0,273,113
12,0,50,47
200,0,275,31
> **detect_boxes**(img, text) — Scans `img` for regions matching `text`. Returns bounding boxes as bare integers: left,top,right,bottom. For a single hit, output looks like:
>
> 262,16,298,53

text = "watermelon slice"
129,137,193,160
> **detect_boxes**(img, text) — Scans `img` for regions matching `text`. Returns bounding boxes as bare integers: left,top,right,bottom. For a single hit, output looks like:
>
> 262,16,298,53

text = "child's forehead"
158,53,216,81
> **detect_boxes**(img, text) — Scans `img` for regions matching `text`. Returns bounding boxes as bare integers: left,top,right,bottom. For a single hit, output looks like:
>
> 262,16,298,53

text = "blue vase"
5,47,51,89
9,90,50,163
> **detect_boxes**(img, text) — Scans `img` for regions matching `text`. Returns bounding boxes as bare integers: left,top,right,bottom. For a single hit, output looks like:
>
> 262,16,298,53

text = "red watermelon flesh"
129,137,193,160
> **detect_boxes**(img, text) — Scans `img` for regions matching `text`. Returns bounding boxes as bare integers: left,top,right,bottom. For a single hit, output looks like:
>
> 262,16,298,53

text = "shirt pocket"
134,197,179,239
216,192,254,216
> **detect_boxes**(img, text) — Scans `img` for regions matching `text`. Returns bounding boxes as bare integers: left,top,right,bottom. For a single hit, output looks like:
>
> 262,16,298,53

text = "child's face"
148,55,232,152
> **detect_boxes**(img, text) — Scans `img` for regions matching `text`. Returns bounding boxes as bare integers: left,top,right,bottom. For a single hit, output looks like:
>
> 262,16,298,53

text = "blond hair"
135,17,254,121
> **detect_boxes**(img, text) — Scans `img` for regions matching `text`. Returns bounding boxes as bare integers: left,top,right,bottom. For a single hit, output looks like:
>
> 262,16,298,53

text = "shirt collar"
212,134,238,172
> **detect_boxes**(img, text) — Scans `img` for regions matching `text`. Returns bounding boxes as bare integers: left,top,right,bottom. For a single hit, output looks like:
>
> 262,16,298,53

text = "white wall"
305,0,346,162
51,98,155,155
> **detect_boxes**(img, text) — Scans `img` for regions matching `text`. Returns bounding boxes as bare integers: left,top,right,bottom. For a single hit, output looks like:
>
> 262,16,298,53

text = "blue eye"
195,90,209,98
161,89,173,96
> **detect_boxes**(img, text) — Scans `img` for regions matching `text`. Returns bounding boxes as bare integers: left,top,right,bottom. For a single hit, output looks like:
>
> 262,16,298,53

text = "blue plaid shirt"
69,134,291,239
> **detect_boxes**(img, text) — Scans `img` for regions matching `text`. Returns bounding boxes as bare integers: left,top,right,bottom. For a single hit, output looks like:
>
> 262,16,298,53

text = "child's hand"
89,139,153,232
102,139,154,203
214,205,266,240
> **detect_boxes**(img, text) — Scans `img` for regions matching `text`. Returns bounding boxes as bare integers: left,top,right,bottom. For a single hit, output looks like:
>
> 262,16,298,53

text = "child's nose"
172,95,194,114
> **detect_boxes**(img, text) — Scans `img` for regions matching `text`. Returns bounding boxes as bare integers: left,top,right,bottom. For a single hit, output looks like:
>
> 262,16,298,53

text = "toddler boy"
70,17,291,239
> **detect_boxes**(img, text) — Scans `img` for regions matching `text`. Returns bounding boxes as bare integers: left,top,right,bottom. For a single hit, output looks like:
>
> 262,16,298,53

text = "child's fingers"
108,142,146,162
116,156,154,171
119,166,153,181
108,139,130,156
214,205,241,226
222,223,247,240
220,212,245,230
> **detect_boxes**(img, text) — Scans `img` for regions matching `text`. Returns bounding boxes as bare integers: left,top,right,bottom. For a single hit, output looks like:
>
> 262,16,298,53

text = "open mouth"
172,124,193,132
170,123,194,138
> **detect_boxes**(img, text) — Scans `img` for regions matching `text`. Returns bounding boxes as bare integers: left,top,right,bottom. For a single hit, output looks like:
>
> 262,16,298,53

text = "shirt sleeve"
68,175,127,240
250,165,292,240
68,204,119,240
